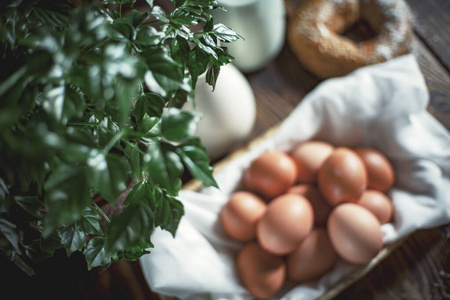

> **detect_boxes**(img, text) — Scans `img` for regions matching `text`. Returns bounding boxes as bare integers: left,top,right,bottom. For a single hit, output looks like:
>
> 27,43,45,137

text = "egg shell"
184,64,256,160
236,241,286,299
291,141,334,183
327,203,383,264
318,147,368,206
243,151,298,199
257,193,314,255
357,189,394,224
287,228,338,282
220,191,267,242
287,184,332,227
354,147,395,192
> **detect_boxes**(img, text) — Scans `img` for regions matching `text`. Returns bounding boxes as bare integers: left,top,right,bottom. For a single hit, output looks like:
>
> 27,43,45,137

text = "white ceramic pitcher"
211,0,286,73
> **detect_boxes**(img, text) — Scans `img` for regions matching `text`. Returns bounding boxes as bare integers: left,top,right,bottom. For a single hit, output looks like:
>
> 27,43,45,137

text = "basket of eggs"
139,55,450,299
220,141,396,298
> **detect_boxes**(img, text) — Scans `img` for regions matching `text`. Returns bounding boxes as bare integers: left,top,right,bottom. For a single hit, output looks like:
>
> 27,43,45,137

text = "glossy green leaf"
87,151,129,203
111,22,135,41
43,164,91,235
124,180,147,206
176,137,218,188
0,218,21,254
212,23,242,43
134,93,166,120
77,206,103,236
32,7,69,28
39,229,63,256
136,26,164,47
146,141,183,196
142,47,191,97
137,114,161,137
13,196,43,219
151,6,169,23
117,243,152,261
3,248,36,276
104,203,154,254
58,224,85,256
102,0,137,6
125,143,143,177
206,64,220,90
152,187,184,236
118,9,148,27
161,107,200,143
84,236,110,270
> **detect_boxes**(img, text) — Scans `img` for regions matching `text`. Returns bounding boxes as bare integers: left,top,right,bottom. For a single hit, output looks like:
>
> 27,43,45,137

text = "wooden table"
4,0,449,299
236,1,450,299
243,1,450,299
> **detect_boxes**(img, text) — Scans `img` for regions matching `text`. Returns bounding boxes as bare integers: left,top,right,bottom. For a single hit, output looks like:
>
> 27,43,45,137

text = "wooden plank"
406,0,450,72
413,35,450,130
334,224,450,300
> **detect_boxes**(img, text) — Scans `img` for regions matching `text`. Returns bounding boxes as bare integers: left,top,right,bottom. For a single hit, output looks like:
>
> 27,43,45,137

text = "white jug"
211,0,286,73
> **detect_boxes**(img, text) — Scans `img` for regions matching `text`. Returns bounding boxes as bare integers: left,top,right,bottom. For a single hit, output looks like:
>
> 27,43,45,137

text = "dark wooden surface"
4,0,449,299
241,1,450,299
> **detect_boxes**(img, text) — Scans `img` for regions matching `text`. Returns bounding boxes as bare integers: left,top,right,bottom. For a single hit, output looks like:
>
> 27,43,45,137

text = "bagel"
288,0,413,79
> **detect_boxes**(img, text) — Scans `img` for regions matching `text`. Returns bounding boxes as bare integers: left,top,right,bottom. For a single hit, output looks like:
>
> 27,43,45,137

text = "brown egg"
327,203,383,264
287,228,338,282
236,241,286,299
287,184,332,227
357,189,394,224
257,193,314,255
290,141,334,183
354,147,395,192
318,147,367,206
243,151,298,199
220,191,267,242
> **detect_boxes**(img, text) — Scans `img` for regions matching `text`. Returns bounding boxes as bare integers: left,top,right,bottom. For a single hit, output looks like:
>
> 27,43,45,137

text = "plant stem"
123,139,146,156
68,121,101,127
81,38,111,54
103,130,124,154
93,201,110,223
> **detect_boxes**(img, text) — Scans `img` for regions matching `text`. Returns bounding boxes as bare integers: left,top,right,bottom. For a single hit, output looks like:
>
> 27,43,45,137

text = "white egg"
185,64,256,159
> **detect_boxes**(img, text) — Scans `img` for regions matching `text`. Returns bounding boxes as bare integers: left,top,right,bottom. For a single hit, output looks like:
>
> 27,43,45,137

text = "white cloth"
140,54,450,300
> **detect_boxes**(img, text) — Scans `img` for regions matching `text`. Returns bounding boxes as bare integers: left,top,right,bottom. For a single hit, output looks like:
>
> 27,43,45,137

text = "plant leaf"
0,218,21,254
146,141,183,196
124,180,146,206
136,26,164,47
104,203,154,254
161,107,200,144
212,23,242,43
116,240,152,261
58,223,85,256
13,196,43,219
39,229,62,256
84,236,110,270
134,93,166,120
77,206,103,236
136,114,161,138
142,47,191,97
87,151,129,203
43,164,91,236
150,6,169,23
151,187,184,236
176,137,218,188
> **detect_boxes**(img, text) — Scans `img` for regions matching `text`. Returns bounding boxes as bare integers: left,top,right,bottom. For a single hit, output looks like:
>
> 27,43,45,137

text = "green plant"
0,0,240,275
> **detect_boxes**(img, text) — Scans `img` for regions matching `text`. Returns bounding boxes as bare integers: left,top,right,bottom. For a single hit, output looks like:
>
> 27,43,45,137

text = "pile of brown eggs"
219,141,395,299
